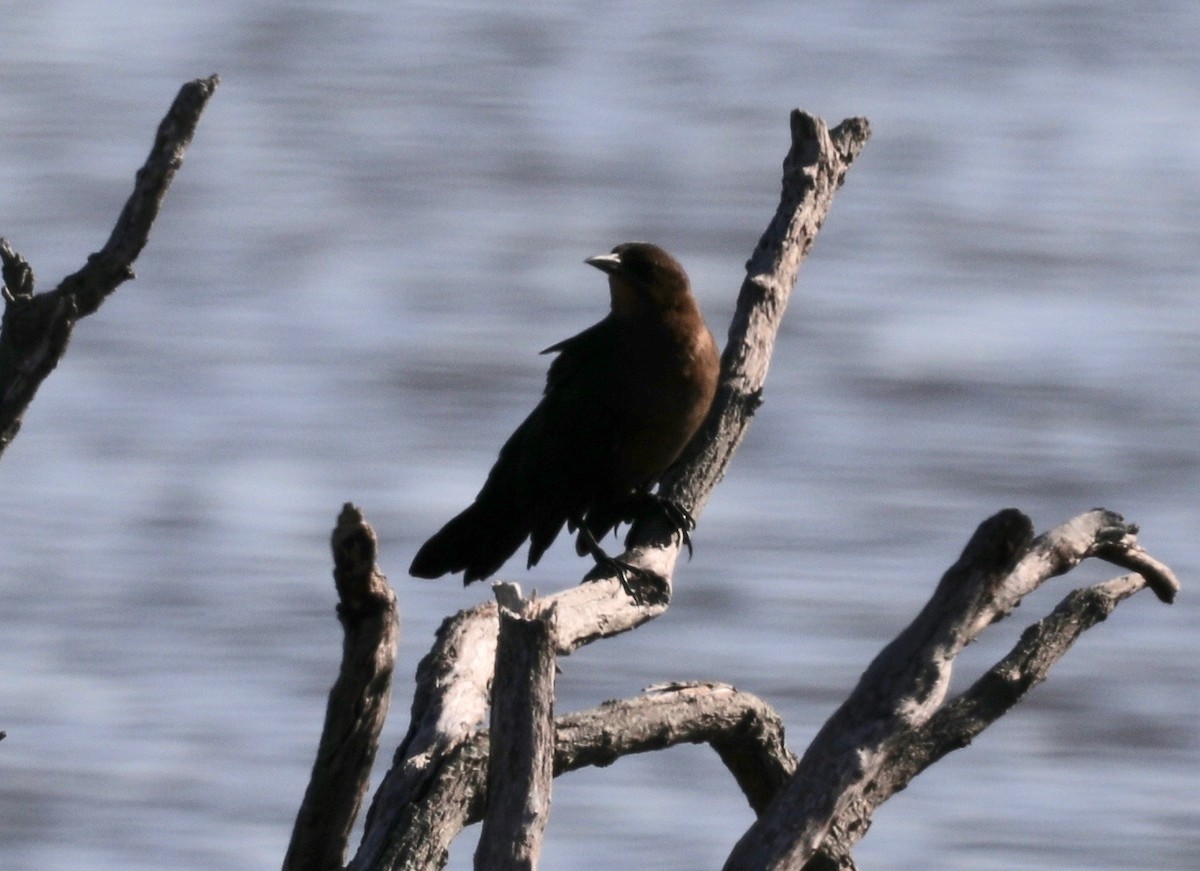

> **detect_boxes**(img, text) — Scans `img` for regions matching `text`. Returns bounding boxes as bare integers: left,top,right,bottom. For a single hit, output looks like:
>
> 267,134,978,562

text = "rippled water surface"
1,3,1198,869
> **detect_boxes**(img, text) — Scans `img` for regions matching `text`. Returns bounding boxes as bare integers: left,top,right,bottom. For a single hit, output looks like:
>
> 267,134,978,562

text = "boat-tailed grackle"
409,242,719,584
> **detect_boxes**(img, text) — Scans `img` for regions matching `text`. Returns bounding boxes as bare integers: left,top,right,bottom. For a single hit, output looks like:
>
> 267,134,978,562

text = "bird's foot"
578,526,669,606
633,493,696,558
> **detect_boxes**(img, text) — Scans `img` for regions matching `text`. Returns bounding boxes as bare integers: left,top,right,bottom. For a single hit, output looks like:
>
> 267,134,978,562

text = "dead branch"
554,682,796,816
285,505,398,871
723,508,1178,871
473,588,558,870
628,113,872,578
0,75,218,453
309,502,1178,871
346,681,793,869
292,107,1179,871
343,109,869,871
814,572,1155,868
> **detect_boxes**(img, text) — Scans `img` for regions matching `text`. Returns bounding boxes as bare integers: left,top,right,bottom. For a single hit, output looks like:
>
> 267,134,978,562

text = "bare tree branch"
311,106,1178,871
350,682,793,870
0,74,219,454
626,113,871,580
813,572,1154,867
349,579,665,871
474,588,558,871
285,505,398,871
348,109,870,871
723,509,1178,871
554,682,796,815
329,505,1177,871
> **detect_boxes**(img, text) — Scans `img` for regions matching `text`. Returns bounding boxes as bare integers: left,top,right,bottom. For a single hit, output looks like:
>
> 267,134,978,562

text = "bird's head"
586,242,691,316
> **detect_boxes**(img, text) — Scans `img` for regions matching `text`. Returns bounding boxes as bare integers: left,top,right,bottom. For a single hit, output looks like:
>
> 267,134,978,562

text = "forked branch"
725,508,1178,871
0,74,218,453
346,109,870,871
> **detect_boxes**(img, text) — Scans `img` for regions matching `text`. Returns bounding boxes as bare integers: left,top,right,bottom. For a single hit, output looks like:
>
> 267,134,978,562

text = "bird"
409,241,720,585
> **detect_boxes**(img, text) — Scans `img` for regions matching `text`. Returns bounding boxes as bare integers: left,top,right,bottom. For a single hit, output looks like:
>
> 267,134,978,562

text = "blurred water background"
1,2,1197,869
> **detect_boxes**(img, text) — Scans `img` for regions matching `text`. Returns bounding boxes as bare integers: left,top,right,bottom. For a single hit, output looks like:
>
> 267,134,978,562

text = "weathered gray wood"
344,506,1177,871
630,113,872,573
352,682,794,870
285,505,398,871
723,509,1179,871
812,572,1153,868
349,109,869,871
555,682,796,815
474,588,557,871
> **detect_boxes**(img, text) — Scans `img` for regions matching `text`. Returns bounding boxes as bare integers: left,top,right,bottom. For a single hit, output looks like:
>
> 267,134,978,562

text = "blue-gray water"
2,3,1198,869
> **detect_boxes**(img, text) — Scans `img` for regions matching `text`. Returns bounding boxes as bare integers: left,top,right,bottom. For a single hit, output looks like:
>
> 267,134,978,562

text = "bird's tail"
409,498,531,585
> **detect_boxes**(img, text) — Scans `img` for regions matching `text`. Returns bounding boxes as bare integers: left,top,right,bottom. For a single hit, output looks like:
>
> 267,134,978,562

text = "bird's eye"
627,256,654,281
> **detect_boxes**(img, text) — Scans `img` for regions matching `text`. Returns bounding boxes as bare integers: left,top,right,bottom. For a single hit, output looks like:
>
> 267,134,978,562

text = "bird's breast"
605,313,719,490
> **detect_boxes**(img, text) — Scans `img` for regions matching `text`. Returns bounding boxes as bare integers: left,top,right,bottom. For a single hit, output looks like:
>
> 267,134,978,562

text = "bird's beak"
585,252,621,275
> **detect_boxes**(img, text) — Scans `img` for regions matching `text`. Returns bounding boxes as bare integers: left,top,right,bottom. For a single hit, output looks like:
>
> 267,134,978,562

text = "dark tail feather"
409,499,530,584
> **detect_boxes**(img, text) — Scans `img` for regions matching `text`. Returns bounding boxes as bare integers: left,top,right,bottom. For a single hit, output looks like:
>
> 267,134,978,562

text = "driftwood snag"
286,504,398,871
0,75,219,454
320,505,1176,871
341,110,871,870
474,587,557,871
725,508,1178,871
6,73,1178,871
282,109,1180,871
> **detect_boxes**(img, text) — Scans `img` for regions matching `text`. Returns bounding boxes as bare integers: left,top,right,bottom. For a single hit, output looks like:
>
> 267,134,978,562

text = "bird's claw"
592,553,667,605
578,524,669,605
638,493,696,558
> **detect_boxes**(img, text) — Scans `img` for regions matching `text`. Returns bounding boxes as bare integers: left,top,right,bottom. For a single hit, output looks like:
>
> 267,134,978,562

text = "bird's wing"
540,316,617,394
498,316,622,563
411,317,629,581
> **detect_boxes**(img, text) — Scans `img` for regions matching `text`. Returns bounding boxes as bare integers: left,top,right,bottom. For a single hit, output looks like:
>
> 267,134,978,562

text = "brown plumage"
409,242,719,584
